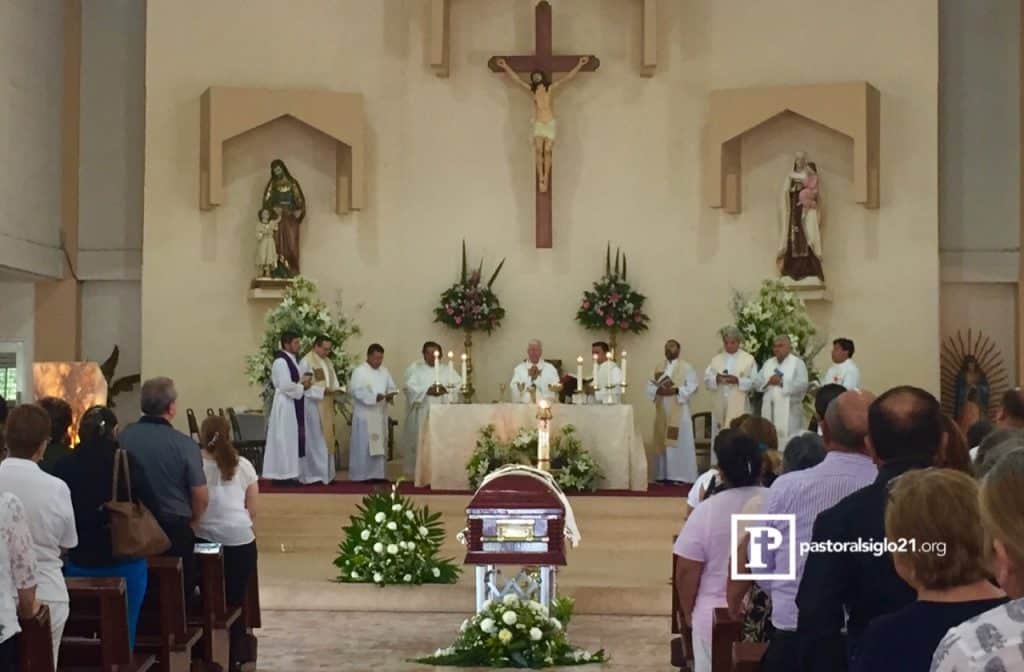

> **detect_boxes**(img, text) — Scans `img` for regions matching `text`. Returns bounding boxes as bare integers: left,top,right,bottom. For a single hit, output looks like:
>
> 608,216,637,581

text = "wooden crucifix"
488,1,600,249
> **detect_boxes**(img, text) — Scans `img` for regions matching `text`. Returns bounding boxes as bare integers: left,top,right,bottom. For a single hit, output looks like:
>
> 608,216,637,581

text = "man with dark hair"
0,404,77,664
119,377,208,603
797,386,945,672
586,340,623,404
996,388,1024,429
348,343,397,481
811,383,846,434
37,397,73,473
401,341,461,478
822,338,860,390
300,334,342,484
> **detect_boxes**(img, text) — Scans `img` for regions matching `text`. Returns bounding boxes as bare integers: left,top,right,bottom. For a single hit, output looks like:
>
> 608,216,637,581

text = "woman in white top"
0,492,39,672
195,416,259,672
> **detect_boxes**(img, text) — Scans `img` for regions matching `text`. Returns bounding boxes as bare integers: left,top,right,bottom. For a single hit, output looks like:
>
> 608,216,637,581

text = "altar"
414,403,648,492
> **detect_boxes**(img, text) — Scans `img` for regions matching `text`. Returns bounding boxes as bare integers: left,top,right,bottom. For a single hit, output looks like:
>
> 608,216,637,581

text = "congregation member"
119,377,208,603
0,404,77,666
811,383,846,435
263,332,331,485
974,429,1024,477
933,449,1024,671
645,339,698,484
508,339,559,404
585,341,623,404
401,341,460,478
756,335,809,447
732,390,877,672
937,415,973,473
301,335,345,483
854,468,1007,672
54,405,159,649
821,338,860,389
797,386,944,671
969,388,1024,462
704,326,757,451
195,416,259,671
780,431,827,472
0,490,38,672
738,415,782,488
965,418,993,453
37,397,73,473
674,430,766,672
349,344,398,482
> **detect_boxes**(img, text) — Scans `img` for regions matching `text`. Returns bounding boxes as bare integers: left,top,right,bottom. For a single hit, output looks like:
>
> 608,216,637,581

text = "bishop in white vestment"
348,344,398,482
301,336,344,483
704,327,758,456
756,335,809,448
646,339,699,483
821,338,860,390
586,342,623,404
509,339,560,403
401,342,461,477
263,334,331,484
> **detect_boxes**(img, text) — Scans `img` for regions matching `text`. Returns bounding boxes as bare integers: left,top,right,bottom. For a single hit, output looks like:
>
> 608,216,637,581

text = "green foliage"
576,244,650,334
333,482,460,586
466,425,603,492
415,595,606,668
435,241,506,334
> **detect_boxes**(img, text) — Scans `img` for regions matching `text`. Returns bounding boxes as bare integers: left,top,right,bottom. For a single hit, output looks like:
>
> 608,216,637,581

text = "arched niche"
705,81,880,214
199,86,366,214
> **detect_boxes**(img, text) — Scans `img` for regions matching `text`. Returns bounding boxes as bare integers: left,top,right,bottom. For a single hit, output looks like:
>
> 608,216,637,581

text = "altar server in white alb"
509,339,560,403
401,341,461,477
704,326,757,454
646,339,699,484
349,343,398,482
821,337,860,390
585,341,623,404
756,334,809,447
263,331,331,484
301,335,344,483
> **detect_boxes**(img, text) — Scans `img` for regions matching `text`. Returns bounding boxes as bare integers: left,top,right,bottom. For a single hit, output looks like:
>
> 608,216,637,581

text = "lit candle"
621,351,628,389
537,400,551,467
461,353,468,384
433,349,441,386
576,356,584,386
591,353,598,388
447,351,455,379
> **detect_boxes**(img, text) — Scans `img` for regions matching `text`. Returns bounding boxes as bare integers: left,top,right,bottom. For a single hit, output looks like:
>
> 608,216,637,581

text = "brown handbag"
105,448,171,557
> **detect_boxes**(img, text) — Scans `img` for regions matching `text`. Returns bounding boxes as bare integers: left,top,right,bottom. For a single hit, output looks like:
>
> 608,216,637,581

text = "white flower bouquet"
415,596,606,668
334,482,460,586
466,424,603,492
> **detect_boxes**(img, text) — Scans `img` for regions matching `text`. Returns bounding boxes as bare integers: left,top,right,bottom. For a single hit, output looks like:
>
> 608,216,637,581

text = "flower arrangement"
244,277,361,395
434,241,506,334
333,482,460,586
728,279,824,384
467,424,604,492
415,595,606,668
575,244,650,340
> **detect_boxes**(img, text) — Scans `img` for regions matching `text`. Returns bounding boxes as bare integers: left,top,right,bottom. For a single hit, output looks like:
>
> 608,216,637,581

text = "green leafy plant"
466,425,603,492
434,241,506,334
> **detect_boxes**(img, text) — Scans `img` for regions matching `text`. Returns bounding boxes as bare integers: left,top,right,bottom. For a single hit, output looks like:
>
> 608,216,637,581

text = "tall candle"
576,356,583,385
447,351,455,379
537,400,551,466
433,349,440,386
621,351,628,388
592,353,598,387
461,353,468,384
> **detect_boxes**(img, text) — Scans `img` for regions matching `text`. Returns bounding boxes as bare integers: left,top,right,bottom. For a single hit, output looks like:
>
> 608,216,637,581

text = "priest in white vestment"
401,341,461,477
348,343,398,482
301,335,345,483
820,337,860,390
509,339,560,404
704,327,758,462
646,339,699,483
263,332,331,484
756,335,809,448
585,341,623,404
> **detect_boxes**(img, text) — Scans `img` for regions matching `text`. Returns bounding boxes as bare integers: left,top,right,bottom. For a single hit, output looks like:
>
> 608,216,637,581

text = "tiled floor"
256,610,677,671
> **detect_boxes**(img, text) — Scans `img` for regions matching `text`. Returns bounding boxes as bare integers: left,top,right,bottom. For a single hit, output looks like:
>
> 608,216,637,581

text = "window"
0,343,25,404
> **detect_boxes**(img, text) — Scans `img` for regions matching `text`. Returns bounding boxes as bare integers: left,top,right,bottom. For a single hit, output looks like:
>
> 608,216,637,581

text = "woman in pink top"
674,429,766,672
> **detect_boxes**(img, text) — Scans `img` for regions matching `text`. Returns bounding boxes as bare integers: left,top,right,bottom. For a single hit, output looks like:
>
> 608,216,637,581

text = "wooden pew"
61,577,156,672
18,604,54,672
136,557,202,672
190,545,242,670
711,608,743,672
670,539,694,671
731,642,768,672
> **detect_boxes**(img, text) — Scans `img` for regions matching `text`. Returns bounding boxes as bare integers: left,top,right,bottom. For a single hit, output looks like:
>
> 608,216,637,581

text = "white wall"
81,281,141,423
0,0,64,278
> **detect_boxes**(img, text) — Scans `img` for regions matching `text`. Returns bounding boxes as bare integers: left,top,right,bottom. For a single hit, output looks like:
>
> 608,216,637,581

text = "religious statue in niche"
939,330,1008,435
778,152,824,282
255,207,280,278
494,56,590,194
953,355,990,434
261,159,306,277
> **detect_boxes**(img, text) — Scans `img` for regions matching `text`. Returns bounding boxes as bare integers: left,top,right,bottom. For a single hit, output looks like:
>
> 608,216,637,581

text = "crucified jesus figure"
495,56,589,193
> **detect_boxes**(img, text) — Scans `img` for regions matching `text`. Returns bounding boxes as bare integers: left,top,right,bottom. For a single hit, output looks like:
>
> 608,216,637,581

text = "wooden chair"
190,545,243,670
670,537,694,671
185,409,201,444
227,408,265,475
205,409,215,418
712,608,743,672
62,577,157,672
732,642,767,672
692,411,713,472
18,604,54,672
218,408,225,418
136,557,203,672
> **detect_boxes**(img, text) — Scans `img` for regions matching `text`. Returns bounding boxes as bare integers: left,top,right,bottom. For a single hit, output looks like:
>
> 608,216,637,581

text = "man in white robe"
348,343,398,482
301,335,345,483
704,326,758,463
583,341,623,404
509,339,560,404
756,334,809,448
401,341,461,477
821,337,860,390
263,332,330,484
646,339,699,483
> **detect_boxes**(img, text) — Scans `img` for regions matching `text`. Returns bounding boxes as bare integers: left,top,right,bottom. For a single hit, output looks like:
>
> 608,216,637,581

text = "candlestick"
576,356,583,387
461,353,468,386
536,400,552,471
433,349,441,386
621,350,628,389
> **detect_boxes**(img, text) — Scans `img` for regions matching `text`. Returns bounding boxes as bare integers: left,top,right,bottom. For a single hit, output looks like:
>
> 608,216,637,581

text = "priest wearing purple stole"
263,331,330,484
